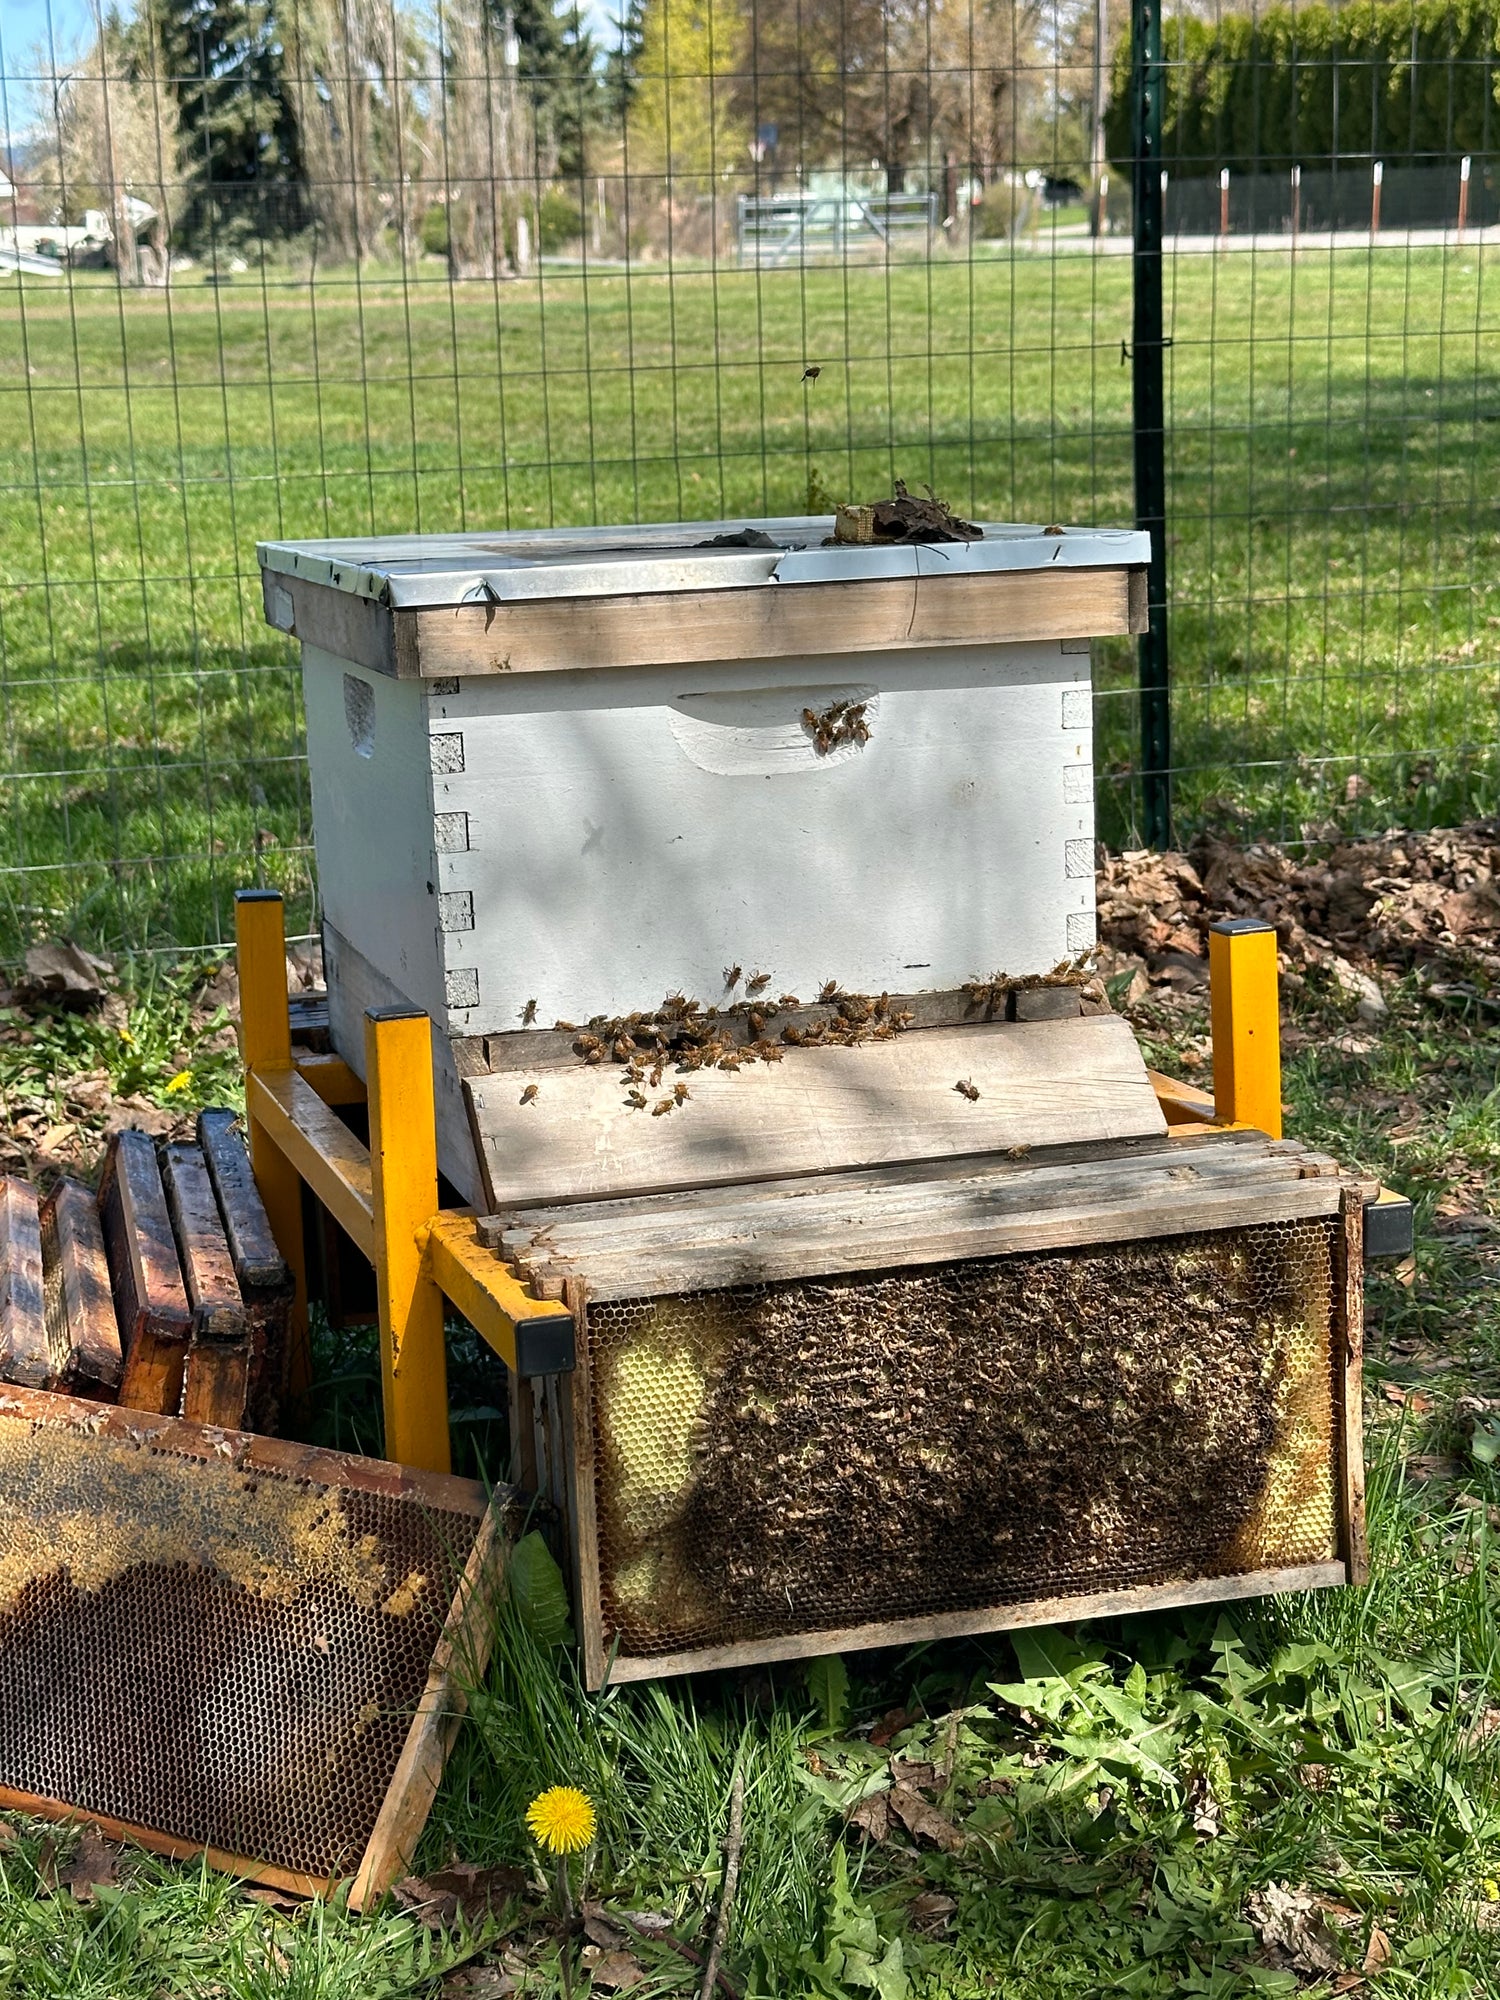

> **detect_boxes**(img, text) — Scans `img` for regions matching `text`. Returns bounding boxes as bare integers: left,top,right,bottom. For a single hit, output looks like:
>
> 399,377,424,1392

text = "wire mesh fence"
0,0,1496,956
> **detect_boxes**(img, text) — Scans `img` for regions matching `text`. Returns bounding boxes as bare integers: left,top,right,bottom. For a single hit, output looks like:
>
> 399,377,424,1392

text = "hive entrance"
587,1222,1340,1663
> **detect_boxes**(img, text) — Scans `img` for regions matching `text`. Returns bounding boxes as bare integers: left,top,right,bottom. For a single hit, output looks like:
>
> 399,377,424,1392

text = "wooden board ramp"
466,1014,1168,1211
485,1128,1360,1302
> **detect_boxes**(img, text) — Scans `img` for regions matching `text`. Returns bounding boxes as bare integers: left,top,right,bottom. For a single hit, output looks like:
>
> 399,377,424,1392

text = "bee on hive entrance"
955,1079,980,1101
746,971,771,995
521,998,538,1025
520,1084,540,1106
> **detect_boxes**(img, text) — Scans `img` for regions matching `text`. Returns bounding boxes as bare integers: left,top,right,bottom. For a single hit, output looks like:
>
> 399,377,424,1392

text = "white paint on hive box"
422,642,1094,1036
303,639,1095,1042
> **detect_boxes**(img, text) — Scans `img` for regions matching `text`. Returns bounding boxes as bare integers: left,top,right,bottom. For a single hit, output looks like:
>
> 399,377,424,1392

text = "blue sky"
3,0,92,66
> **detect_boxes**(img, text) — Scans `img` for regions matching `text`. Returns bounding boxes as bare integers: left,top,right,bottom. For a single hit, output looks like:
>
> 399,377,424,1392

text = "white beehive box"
260,517,1149,1204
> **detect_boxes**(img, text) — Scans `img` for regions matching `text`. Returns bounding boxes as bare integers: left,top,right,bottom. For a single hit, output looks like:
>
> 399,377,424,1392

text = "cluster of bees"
530,974,919,1115
801,698,871,757
961,955,1094,1015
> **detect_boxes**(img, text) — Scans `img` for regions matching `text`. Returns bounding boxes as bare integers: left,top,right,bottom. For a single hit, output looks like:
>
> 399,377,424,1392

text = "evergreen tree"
146,0,304,244
510,0,600,178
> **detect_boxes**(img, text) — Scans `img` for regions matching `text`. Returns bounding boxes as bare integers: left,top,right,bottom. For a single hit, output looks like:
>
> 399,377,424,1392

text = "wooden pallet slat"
163,1143,252,1428
197,1110,294,1427
0,1177,48,1389
38,1179,123,1397
99,1131,193,1415
485,1131,1354,1301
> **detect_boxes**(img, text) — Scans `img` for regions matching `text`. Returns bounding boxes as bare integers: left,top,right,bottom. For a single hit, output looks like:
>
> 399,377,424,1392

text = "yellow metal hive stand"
236,888,1398,1690
235,888,575,1478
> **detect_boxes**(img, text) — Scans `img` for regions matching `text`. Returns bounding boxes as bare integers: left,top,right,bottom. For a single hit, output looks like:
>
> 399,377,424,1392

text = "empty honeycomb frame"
496,1133,1368,1687
0,1386,510,1902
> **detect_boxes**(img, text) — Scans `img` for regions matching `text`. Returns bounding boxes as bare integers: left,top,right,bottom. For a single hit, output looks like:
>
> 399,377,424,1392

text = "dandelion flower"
526,1786,595,1855
164,1070,193,1095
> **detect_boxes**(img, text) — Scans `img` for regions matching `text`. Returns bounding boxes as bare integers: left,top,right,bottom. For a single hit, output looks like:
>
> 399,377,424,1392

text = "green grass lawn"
0,242,1497,956
0,968,1497,1997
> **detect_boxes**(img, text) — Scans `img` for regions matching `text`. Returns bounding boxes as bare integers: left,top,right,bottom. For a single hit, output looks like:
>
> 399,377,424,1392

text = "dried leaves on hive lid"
833,480,981,545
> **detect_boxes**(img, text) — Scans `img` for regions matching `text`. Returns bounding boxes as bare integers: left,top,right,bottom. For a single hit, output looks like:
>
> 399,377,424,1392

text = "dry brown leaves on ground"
391,1863,527,1929
1247,1880,1391,1985
844,1755,965,1853
1097,820,1500,1001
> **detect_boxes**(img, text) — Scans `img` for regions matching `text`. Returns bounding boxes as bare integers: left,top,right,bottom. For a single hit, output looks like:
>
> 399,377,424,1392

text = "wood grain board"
596,1563,1350,1686
38,1179,123,1396
99,1131,192,1415
488,1129,1352,1300
198,1110,295,1427
162,1143,252,1427
274,565,1142,681
467,1014,1167,1210
0,1177,48,1389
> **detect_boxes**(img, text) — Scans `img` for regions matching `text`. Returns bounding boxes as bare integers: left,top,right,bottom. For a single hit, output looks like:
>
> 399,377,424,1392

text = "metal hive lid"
257,516,1150,610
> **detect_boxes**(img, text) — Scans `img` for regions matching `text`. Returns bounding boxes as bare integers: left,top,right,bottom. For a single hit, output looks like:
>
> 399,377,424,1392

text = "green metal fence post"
1131,0,1172,848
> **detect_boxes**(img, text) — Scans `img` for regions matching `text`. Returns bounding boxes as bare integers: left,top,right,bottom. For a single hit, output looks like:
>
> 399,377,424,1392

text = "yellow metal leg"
365,1007,450,1474
1208,918,1283,1139
234,890,311,1399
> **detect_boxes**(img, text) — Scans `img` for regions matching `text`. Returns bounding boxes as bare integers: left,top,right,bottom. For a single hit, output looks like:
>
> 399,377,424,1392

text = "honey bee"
779,994,801,1009
520,1083,540,1105
574,1033,601,1056
783,1025,806,1045
650,1060,665,1087
673,1082,691,1104
520,998,538,1025
553,1020,576,1033
801,707,819,731
818,979,840,1003
652,1097,674,1116
954,1079,980,1101
1005,1143,1030,1158
723,963,743,987
746,970,771,995
626,1088,647,1110
747,1010,765,1035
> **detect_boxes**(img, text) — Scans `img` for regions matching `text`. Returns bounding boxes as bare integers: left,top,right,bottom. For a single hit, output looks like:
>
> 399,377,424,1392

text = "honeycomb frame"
558,1196,1365,1686
0,1385,507,1898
